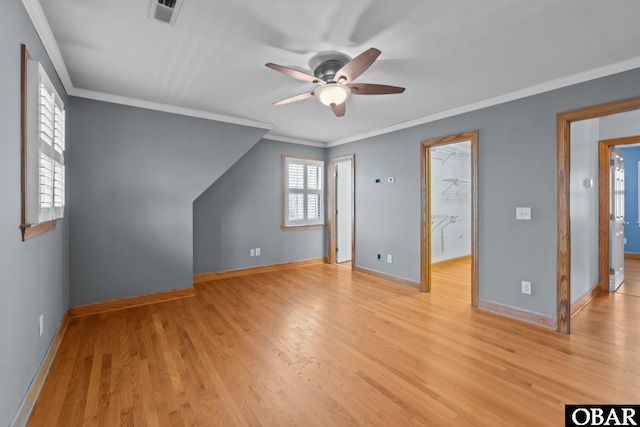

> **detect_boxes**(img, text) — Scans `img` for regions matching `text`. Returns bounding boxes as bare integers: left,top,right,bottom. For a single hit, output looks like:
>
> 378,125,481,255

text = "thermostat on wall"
516,207,531,220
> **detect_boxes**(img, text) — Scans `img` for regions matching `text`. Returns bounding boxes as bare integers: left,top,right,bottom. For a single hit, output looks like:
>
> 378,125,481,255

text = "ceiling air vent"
149,0,184,26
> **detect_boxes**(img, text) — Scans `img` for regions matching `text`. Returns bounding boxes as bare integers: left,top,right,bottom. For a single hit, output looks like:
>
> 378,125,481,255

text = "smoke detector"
149,0,184,26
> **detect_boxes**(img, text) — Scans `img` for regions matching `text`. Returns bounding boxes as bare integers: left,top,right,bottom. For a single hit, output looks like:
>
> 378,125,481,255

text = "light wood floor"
619,258,640,297
431,257,471,303
27,262,640,426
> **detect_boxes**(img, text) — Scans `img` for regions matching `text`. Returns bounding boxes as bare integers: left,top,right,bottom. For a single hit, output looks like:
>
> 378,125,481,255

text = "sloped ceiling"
26,0,640,145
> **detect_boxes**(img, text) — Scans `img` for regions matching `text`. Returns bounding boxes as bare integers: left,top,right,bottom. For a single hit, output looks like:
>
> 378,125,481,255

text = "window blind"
25,59,65,224
283,157,324,227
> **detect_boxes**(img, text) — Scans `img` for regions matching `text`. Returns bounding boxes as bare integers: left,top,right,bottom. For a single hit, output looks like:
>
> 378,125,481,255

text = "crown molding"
22,0,73,93
262,133,326,147
70,88,273,130
22,0,640,147
327,56,640,147
21,0,272,131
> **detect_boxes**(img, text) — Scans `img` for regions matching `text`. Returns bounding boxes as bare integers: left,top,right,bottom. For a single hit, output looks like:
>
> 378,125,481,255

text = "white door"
610,147,625,291
336,161,352,263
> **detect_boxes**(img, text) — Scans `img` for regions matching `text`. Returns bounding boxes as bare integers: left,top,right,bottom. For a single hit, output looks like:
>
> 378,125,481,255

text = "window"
21,45,66,240
283,156,324,228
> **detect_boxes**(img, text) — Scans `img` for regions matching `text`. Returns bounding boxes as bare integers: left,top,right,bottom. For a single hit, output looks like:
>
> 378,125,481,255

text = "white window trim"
282,156,325,229
21,45,66,240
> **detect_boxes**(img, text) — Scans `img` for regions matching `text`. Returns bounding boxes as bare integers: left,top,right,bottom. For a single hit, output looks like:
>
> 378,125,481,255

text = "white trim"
70,88,273,130
21,0,73,93
327,56,640,147
283,157,325,227
21,0,640,146
263,133,326,147
20,0,273,132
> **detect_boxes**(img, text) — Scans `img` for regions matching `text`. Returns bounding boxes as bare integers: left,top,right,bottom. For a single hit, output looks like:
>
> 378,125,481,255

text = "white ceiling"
27,0,640,145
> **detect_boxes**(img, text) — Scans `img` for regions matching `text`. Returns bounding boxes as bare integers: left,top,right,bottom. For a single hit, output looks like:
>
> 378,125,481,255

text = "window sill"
21,220,57,241
281,224,325,231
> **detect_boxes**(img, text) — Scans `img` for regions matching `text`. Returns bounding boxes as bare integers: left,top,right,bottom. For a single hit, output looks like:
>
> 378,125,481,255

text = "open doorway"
420,131,478,306
327,155,354,267
557,96,640,333
567,114,640,321
598,136,640,299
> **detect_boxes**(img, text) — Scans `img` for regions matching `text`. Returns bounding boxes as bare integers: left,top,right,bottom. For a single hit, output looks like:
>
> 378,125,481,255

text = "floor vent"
150,0,183,26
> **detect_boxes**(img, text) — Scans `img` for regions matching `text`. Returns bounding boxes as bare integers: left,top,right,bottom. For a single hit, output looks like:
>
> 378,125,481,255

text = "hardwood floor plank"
27,262,640,426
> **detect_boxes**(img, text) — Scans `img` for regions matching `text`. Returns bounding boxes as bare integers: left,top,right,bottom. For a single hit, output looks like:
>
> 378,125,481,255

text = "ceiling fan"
265,48,405,117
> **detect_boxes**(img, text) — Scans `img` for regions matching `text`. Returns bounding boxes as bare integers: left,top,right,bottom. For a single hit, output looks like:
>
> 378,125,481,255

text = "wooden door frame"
420,130,478,307
327,155,355,267
556,96,640,334
598,136,640,293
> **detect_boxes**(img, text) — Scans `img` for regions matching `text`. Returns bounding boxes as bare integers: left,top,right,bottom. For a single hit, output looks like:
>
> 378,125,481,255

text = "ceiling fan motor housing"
313,59,349,83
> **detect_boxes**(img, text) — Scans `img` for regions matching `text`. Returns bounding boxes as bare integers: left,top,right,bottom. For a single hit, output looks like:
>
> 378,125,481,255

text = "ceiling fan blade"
265,63,322,84
272,92,315,106
334,48,381,83
346,83,405,95
330,102,345,117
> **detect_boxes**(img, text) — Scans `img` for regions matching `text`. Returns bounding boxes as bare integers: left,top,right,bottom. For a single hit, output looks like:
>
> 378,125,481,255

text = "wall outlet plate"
387,177,395,183
39,314,44,336
250,249,255,257
255,248,260,256
522,281,532,295
387,254,393,263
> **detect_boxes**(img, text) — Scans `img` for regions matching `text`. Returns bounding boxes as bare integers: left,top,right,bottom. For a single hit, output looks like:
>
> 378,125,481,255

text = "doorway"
598,136,640,295
328,155,355,267
557,95,640,334
420,131,478,306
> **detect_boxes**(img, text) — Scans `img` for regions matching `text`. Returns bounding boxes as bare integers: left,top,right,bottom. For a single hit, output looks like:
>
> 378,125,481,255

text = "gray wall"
68,98,267,305
329,68,640,319
330,133,421,284
0,0,70,425
194,139,326,273
570,119,599,303
600,109,640,140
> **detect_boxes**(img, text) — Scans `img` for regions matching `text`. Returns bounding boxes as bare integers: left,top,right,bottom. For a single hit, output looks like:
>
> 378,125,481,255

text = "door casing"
420,130,479,307
327,155,355,266
556,96,640,334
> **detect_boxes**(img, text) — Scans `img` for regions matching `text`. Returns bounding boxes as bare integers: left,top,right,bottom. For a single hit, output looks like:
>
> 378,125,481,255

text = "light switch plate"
516,207,531,220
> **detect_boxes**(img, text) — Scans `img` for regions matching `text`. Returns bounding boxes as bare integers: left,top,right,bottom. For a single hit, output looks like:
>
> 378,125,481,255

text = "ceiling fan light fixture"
314,83,351,106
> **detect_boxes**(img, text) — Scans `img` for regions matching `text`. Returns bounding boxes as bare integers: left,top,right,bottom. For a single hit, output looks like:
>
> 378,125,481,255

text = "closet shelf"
431,147,470,164
442,178,470,195
431,215,458,230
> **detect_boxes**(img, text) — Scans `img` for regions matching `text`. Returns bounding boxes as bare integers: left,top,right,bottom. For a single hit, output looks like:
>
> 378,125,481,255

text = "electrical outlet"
387,254,393,263
521,281,532,295
250,249,255,257
39,314,44,336
387,177,395,183
255,248,261,256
